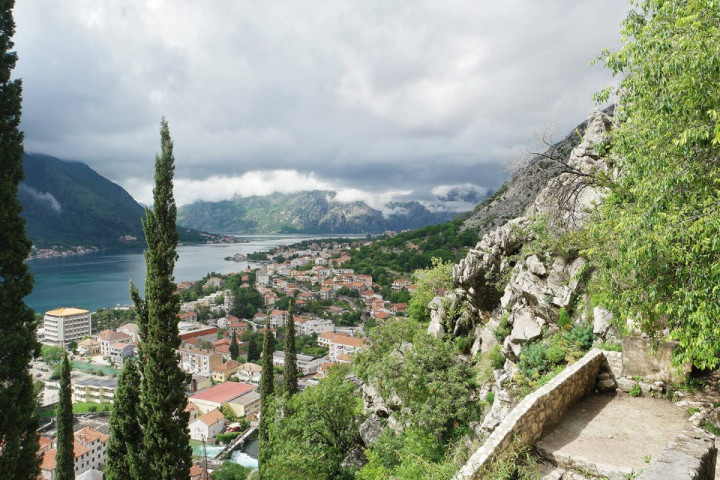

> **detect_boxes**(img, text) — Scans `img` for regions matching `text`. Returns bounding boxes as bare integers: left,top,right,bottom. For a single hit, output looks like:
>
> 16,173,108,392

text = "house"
256,271,270,286
179,345,224,375
264,293,278,306
189,381,260,417
178,325,218,343
178,311,198,323
391,278,412,291
40,427,109,480
272,351,325,375
269,310,288,328
117,323,140,342
372,311,392,321
356,274,373,287
211,360,241,383
391,303,408,315
77,338,100,356
227,319,249,336
318,333,367,362
72,376,117,404
253,313,268,324
108,342,135,363
294,317,334,336
319,287,336,301
370,298,386,311
189,408,227,441
190,464,210,480
97,330,131,359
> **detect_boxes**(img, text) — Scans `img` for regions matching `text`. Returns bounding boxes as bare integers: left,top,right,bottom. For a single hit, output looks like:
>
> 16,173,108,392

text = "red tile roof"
189,382,256,405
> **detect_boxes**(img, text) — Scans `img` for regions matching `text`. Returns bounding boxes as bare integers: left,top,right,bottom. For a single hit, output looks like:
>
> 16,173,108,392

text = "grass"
702,421,720,436
629,383,642,397
35,402,112,419
72,360,121,376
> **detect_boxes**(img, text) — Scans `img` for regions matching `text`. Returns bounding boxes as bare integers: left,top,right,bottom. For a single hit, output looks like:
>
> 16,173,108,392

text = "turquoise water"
190,439,259,469
25,234,360,314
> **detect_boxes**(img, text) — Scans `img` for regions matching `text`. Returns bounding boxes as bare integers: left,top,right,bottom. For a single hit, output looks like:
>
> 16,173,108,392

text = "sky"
14,1,630,210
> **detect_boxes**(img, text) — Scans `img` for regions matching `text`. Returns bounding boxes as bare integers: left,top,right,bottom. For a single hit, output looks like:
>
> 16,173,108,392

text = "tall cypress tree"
0,2,40,478
105,359,142,480
229,331,239,361
55,354,74,480
283,301,298,396
258,327,275,470
137,119,191,479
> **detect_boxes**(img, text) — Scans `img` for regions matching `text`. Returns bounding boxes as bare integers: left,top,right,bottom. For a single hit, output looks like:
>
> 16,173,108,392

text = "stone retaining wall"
454,349,608,479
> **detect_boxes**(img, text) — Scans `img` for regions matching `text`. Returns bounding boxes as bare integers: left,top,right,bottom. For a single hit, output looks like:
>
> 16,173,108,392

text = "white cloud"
20,184,62,212
432,183,490,203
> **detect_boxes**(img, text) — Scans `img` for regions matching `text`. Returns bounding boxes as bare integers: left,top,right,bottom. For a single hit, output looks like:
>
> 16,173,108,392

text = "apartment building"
43,308,92,347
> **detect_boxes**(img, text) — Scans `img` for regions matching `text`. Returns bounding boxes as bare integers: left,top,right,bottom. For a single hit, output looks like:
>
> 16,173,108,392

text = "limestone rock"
427,296,447,338
359,416,384,446
526,255,547,277
480,389,512,434
593,307,613,336
509,308,542,343
362,383,388,416
341,446,367,470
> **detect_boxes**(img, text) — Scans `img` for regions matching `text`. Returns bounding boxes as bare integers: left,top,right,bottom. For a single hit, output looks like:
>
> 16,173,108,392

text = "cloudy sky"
14,1,629,210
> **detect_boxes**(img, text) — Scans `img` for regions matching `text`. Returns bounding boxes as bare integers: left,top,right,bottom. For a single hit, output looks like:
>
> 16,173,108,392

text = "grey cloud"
20,184,62,212
14,1,630,205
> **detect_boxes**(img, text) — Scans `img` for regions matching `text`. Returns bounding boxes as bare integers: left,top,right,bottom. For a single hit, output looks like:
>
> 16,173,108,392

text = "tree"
258,327,275,470
262,365,361,480
589,0,720,368
283,301,298,396
407,258,454,323
210,462,249,480
135,119,192,478
229,331,239,361
241,330,262,362
106,359,143,480
55,354,74,480
0,1,40,477
41,345,66,365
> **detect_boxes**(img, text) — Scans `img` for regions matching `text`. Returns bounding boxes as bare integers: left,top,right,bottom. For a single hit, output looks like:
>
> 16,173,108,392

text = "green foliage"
210,462,250,480
562,322,595,352
229,284,264,319
588,0,720,369
240,330,262,362
355,319,479,440
259,327,275,469
480,441,540,480
485,391,495,405
557,308,571,329
283,302,299,396
454,335,474,354
106,359,143,480
343,218,478,289
40,345,66,365
629,383,642,397
489,345,506,370
229,331,239,361
407,258,454,323
92,308,137,333
702,421,720,436
55,355,74,480
357,427,461,480
597,341,622,352
262,365,361,480
134,119,192,479
494,313,512,342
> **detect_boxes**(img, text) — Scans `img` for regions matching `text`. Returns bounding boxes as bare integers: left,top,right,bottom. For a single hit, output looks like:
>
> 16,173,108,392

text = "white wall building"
43,308,92,347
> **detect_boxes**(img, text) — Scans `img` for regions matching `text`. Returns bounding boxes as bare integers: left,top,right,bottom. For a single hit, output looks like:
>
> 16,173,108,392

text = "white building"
40,427,109,480
97,330,132,359
294,317,334,336
72,376,117,404
272,351,325,375
43,308,92,347
189,408,227,441
108,342,135,364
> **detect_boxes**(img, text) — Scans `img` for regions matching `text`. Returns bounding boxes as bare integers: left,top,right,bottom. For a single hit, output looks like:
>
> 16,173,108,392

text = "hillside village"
31,236,422,479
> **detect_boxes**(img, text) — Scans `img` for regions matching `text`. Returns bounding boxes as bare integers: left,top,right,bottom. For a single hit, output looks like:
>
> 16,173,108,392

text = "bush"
216,432,242,444
485,391,495,405
488,345,505,370
494,314,511,342
557,308,571,329
88,405,98,412
563,322,595,352
454,335,474,354
629,383,642,397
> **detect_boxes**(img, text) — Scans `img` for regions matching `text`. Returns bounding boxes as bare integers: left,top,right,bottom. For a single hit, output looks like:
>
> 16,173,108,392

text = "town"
31,237,416,479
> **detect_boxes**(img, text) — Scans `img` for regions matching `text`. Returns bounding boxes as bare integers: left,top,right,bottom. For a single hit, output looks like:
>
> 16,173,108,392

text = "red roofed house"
189,408,227,441
189,381,260,417
211,360,242,382
178,311,198,322
327,333,367,362
40,427,109,480
97,330,131,359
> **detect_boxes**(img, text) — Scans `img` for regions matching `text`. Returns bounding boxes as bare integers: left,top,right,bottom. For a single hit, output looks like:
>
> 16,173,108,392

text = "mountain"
462,105,615,237
19,153,219,248
177,191,461,234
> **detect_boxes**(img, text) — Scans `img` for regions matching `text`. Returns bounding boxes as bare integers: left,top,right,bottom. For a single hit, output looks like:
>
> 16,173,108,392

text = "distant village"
32,235,415,479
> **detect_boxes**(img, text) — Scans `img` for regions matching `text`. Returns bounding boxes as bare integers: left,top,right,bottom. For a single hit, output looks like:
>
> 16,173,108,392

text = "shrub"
88,405,98,412
485,391,495,405
455,335,474,354
489,345,505,370
563,322,595,351
557,308,571,329
216,432,242,444
494,313,511,342
629,383,642,397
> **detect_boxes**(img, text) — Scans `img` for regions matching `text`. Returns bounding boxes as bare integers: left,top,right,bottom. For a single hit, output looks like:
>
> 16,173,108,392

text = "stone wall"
454,349,608,480
622,336,690,383
636,427,716,480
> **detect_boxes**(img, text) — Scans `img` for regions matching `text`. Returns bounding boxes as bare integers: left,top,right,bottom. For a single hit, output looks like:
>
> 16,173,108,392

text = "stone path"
536,393,689,479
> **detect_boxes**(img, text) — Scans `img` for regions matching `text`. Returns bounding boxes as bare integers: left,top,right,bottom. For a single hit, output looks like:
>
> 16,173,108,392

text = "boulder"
427,296,447,338
359,416,384,446
593,307,613,336
362,383,388,416
526,254,547,277
340,446,367,470
480,389,512,433
509,308,542,343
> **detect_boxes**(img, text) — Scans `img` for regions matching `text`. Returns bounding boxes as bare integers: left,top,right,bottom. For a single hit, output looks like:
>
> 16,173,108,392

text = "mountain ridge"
176,190,464,234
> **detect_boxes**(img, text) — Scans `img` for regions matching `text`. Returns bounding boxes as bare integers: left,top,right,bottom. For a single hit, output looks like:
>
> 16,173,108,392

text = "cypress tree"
258,327,275,470
0,2,40,478
105,359,142,480
137,119,191,479
283,301,298,396
55,354,74,480
229,331,239,361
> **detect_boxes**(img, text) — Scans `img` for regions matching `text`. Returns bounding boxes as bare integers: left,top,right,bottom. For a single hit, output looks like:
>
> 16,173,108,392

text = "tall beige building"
43,307,92,347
